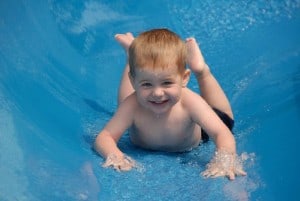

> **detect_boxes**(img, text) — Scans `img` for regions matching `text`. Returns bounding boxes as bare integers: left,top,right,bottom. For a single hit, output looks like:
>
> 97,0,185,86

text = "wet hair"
128,28,187,77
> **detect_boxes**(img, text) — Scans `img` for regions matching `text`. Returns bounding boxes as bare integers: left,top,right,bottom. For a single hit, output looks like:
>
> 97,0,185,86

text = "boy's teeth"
155,100,166,103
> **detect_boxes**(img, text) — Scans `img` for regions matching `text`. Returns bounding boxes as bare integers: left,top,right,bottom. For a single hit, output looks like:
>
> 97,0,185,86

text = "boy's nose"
152,87,164,97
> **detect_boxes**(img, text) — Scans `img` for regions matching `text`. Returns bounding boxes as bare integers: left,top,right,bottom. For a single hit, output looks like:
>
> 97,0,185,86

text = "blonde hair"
128,28,187,77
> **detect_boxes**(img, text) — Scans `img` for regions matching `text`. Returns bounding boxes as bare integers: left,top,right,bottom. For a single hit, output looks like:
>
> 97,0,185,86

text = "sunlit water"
0,0,299,200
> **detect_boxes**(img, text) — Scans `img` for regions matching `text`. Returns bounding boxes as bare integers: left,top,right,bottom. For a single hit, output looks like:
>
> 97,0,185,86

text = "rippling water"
0,1,299,200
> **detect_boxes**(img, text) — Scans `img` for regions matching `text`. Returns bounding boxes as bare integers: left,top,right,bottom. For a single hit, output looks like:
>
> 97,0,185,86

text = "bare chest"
130,110,200,151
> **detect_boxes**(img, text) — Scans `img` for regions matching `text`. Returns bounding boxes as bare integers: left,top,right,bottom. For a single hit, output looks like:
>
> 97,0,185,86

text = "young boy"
94,29,246,180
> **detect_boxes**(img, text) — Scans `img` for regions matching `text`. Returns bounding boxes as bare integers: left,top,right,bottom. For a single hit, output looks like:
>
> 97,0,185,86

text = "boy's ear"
182,69,190,87
128,72,135,88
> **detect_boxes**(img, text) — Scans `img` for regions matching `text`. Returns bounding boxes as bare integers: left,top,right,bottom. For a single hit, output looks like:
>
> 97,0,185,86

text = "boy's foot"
115,32,135,51
186,37,210,78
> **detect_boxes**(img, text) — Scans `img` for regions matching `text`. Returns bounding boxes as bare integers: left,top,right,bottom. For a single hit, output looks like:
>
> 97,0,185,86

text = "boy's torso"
128,93,202,152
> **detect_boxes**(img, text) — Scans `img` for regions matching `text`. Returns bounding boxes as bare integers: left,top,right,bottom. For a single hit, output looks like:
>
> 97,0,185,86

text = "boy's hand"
102,154,136,171
186,37,208,76
201,149,247,180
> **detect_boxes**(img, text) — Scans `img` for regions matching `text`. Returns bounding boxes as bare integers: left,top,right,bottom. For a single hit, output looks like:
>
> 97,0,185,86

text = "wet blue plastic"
1,1,299,200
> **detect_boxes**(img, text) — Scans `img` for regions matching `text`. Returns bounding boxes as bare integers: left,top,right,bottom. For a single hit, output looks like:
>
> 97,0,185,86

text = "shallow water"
0,0,299,200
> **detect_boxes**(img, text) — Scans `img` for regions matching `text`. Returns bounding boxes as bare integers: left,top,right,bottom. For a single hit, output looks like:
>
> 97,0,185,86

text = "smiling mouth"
149,100,169,105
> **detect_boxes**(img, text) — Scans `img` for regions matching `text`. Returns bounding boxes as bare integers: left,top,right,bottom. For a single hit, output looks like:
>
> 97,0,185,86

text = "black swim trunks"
201,108,234,143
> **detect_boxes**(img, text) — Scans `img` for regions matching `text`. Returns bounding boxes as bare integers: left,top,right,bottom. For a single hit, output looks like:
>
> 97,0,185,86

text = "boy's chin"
148,106,172,116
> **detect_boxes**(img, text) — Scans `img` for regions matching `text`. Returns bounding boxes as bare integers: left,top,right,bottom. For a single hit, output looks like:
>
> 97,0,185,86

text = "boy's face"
130,66,190,115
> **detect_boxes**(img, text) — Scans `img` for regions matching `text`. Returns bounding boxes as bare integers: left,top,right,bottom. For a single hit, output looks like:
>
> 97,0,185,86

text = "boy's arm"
187,92,236,152
94,94,136,171
185,91,246,180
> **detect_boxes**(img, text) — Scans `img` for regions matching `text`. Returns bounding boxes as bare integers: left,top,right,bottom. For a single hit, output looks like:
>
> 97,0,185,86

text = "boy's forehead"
136,65,178,73
135,66,178,76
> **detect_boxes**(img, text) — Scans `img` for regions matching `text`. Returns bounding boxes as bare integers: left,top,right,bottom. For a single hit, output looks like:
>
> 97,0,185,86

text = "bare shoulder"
181,88,214,121
181,88,208,109
118,92,139,113
105,93,138,134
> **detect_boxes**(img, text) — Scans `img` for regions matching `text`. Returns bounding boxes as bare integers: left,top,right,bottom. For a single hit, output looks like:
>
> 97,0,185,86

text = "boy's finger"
120,164,132,171
236,169,247,176
102,160,112,168
227,171,235,180
201,168,219,178
210,171,225,178
201,170,211,178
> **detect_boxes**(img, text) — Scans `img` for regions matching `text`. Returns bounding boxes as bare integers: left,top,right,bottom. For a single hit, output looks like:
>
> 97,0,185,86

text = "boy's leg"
186,38,233,119
196,66,233,119
118,63,134,104
115,33,135,105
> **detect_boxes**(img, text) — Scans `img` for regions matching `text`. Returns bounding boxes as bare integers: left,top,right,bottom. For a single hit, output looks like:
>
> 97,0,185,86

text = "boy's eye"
141,82,152,87
162,81,173,85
